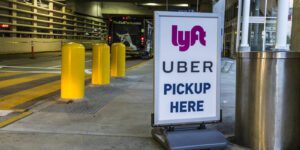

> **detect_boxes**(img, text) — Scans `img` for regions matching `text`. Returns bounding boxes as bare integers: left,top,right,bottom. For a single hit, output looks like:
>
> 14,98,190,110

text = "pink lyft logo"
172,25,206,52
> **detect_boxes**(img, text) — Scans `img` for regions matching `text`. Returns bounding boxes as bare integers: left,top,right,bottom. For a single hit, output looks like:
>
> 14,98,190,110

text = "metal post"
92,43,110,85
235,0,242,53
275,0,290,50
240,0,251,51
30,41,35,59
111,43,126,77
253,0,261,50
61,40,63,51
60,42,85,101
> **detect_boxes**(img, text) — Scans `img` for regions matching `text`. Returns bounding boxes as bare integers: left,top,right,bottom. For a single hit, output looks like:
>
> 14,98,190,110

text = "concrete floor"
0,53,247,150
0,51,144,73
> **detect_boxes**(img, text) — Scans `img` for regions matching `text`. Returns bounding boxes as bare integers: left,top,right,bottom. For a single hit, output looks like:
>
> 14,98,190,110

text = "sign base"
152,126,227,150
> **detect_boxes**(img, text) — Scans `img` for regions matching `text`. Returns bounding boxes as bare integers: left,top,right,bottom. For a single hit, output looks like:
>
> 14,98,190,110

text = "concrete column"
275,0,290,50
11,2,17,37
62,6,67,37
291,1,300,51
33,0,38,38
49,2,54,36
74,17,77,38
240,0,251,51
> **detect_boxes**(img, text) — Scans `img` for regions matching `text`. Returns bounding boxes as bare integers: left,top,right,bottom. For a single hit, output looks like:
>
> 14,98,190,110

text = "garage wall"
0,38,105,54
67,1,103,17
101,2,152,15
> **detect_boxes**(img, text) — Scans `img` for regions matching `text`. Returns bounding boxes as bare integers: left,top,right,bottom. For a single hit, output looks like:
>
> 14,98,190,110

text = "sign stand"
153,11,227,150
151,112,227,150
152,127,227,150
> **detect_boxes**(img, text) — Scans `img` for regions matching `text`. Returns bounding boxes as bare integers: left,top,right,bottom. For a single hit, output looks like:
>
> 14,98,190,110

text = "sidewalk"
0,59,245,150
0,60,161,150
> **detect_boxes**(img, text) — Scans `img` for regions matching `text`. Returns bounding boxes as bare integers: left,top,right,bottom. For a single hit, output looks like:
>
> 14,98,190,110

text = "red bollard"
30,41,35,59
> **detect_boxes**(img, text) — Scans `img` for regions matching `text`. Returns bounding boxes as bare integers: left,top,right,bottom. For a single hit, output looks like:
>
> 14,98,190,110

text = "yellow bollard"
60,42,85,101
111,43,126,77
92,43,110,85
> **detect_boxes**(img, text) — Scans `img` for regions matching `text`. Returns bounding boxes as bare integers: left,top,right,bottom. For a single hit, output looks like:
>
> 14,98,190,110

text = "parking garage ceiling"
71,0,212,6
68,0,214,17
86,0,212,4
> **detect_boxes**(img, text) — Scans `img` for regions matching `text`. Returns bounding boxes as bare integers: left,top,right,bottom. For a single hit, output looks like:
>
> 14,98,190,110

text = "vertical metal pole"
30,41,35,59
61,42,85,101
236,0,242,53
111,43,126,77
275,0,290,50
92,43,110,85
61,40,63,51
253,0,261,50
240,0,251,51
262,0,268,51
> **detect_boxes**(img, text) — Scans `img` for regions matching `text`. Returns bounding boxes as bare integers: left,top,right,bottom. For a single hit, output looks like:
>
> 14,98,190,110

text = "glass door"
236,0,294,51
249,16,266,51
248,0,268,51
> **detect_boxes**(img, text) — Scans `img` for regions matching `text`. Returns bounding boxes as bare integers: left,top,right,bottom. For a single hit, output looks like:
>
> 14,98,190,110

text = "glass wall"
247,0,294,51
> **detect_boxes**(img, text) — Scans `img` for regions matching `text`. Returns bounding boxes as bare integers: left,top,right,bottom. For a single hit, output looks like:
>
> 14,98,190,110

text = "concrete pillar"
74,17,77,38
275,0,290,50
62,6,67,37
291,1,300,51
11,2,17,37
49,2,54,36
240,0,251,51
33,0,38,38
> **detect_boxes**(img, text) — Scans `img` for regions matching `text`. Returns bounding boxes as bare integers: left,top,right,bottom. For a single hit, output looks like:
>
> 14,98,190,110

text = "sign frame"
153,11,222,126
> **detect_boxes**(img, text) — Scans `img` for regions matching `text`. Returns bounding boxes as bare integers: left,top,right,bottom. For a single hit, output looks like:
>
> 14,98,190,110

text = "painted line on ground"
0,110,14,117
0,70,61,74
127,60,151,71
0,61,145,127
0,74,58,89
47,60,92,69
0,60,146,110
0,109,26,117
0,72,26,78
0,74,92,109
0,80,61,109
0,60,93,70
0,111,32,128
0,65,59,70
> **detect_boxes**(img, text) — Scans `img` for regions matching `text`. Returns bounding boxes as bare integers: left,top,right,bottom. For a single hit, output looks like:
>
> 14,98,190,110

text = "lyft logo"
172,25,206,52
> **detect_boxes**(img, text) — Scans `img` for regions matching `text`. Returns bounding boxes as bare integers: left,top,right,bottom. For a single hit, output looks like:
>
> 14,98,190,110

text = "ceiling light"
174,4,189,7
143,3,161,6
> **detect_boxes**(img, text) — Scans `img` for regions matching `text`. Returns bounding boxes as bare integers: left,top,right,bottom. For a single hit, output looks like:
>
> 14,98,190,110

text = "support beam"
11,2,17,37
240,0,251,51
49,1,54,36
275,0,290,50
62,5,67,37
33,0,38,38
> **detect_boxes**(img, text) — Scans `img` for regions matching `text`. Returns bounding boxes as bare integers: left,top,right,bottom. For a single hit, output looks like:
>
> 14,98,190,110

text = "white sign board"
154,11,221,126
